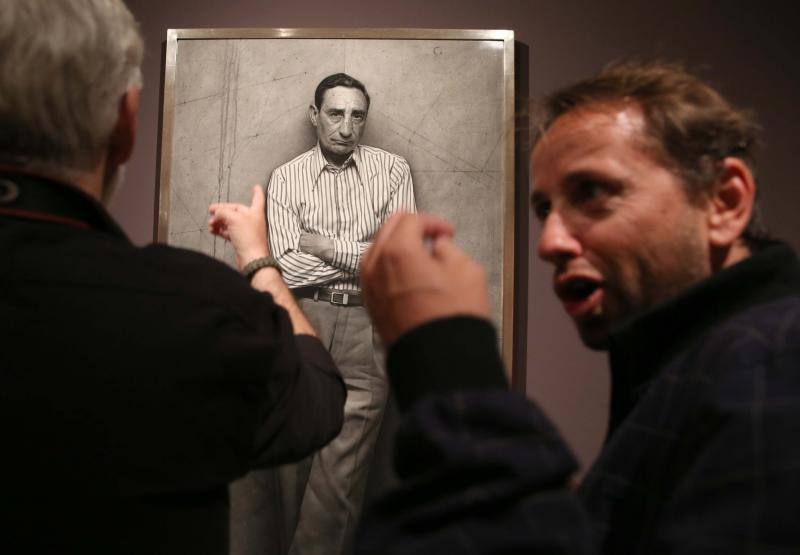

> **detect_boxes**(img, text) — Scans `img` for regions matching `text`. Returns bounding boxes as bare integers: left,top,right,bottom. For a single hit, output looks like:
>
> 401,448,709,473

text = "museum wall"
120,0,800,472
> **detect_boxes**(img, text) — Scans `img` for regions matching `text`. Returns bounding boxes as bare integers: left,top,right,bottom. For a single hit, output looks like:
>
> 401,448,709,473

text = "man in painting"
265,72,417,554
354,62,800,552
0,0,345,553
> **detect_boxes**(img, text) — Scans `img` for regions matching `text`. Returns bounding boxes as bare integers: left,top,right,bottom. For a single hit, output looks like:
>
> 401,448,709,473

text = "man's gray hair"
0,0,143,174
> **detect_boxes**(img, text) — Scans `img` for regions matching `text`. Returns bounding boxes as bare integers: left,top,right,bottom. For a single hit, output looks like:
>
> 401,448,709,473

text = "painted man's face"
310,86,368,165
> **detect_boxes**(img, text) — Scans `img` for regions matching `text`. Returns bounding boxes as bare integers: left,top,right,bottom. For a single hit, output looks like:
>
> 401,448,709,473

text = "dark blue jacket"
357,243,800,554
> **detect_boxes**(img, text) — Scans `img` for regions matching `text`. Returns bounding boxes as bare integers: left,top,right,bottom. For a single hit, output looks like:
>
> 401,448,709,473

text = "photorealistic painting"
157,28,516,355
157,28,517,555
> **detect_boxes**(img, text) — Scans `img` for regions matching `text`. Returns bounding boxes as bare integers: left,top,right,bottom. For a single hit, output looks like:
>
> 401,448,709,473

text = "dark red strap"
0,206,90,230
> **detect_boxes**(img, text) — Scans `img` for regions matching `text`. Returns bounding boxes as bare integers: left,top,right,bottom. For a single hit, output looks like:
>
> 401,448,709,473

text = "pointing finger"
250,184,265,212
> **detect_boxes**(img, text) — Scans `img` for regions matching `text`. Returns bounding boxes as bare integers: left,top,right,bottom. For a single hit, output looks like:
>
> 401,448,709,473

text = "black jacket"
0,172,345,554
357,243,800,554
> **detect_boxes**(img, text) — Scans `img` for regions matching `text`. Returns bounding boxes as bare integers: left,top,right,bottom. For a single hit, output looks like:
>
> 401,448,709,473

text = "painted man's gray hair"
0,0,143,173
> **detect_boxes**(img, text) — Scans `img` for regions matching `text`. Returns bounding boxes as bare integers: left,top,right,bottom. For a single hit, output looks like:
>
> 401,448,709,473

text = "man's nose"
339,117,353,137
537,211,582,264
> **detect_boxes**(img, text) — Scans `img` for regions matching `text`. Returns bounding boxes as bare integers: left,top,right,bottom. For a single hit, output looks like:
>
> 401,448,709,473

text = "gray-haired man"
0,1,344,553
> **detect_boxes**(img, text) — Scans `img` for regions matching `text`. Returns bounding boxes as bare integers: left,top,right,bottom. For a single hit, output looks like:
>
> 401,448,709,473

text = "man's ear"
706,157,756,249
308,104,319,127
108,86,140,166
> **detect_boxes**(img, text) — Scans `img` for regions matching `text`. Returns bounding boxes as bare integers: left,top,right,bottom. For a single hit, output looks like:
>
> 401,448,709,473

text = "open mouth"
555,276,603,318
556,277,600,302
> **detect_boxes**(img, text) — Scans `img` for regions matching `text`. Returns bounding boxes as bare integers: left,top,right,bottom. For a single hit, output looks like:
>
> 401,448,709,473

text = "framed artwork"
156,28,525,384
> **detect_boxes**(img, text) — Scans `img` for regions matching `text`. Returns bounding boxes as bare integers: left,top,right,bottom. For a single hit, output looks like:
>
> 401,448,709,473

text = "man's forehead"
537,105,645,155
531,105,649,188
320,86,368,110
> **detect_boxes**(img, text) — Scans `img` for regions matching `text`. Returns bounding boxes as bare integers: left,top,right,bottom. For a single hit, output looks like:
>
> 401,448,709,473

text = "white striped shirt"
267,144,417,291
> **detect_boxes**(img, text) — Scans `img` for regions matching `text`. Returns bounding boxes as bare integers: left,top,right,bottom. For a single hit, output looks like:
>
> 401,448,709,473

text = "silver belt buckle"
330,291,348,306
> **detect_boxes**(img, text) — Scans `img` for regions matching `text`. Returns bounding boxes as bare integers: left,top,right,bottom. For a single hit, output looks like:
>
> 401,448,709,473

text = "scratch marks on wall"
212,41,241,258
377,107,498,190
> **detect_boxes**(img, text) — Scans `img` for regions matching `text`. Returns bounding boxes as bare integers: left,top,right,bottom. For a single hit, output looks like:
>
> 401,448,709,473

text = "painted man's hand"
359,212,491,346
208,185,270,270
299,233,335,263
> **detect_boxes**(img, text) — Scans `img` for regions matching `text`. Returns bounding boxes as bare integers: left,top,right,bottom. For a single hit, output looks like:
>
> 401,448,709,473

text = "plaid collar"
606,241,799,436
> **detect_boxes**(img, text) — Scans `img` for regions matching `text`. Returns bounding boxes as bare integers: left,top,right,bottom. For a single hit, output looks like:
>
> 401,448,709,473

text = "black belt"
293,286,363,307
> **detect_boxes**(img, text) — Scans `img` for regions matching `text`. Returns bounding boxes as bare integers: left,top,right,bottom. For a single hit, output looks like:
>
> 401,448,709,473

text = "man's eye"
352,114,365,122
573,180,606,204
327,113,343,122
532,200,550,222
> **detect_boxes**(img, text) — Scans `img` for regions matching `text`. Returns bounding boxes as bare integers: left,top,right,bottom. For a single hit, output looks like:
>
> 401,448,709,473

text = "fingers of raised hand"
208,221,231,241
413,213,455,241
210,202,238,214
208,204,244,239
250,185,265,212
208,203,246,222
365,213,452,268
382,212,453,253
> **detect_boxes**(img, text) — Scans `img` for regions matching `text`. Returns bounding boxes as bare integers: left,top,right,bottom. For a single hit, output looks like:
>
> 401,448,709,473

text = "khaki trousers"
286,299,387,555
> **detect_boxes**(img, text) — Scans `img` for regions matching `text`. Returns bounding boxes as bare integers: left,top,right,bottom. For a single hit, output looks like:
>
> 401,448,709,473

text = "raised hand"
208,185,269,270
359,212,491,345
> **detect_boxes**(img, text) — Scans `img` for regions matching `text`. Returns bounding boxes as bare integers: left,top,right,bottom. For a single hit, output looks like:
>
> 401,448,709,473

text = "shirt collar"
311,144,363,189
